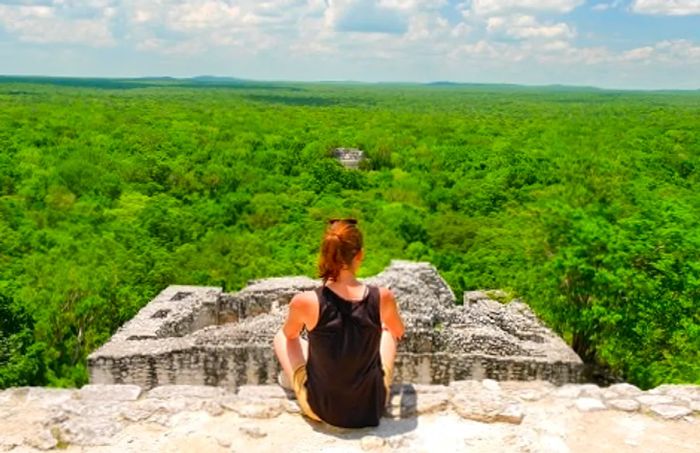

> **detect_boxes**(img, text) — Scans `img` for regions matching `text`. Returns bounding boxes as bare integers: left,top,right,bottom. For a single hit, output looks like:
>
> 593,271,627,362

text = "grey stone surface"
88,260,585,390
449,380,524,424
5,387,31,401
78,384,142,401
553,384,582,399
649,404,692,419
482,379,501,391
147,384,230,400
497,403,525,424
24,429,58,450
500,380,556,403
58,417,127,446
386,433,416,449
650,384,700,403
607,383,642,396
575,398,606,412
215,435,231,447
237,385,289,400
452,394,525,424
26,388,76,408
538,434,570,453
361,435,385,450
385,384,450,418
601,388,619,400
239,424,267,439
203,400,224,416
281,399,301,414
0,382,698,450
636,394,675,406
607,399,641,412
232,401,283,419
578,384,602,399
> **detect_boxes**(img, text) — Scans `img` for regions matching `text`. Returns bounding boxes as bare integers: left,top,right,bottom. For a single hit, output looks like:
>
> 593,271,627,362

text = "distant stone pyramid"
333,147,365,168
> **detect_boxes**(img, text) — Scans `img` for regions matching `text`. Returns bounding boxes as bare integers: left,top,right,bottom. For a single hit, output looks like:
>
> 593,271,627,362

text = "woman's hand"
382,323,403,343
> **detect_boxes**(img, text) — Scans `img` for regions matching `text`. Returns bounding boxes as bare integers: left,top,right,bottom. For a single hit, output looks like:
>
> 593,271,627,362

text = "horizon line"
1,73,699,93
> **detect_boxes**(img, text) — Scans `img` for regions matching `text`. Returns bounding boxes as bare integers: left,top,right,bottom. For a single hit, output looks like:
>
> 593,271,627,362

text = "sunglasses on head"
328,218,358,225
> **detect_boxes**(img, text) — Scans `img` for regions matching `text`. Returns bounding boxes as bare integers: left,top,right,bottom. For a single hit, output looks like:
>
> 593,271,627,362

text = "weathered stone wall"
88,260,585,389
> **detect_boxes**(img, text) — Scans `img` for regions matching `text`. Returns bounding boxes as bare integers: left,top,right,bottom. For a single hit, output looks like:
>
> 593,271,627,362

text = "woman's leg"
273,330,309,383
273,331,323,422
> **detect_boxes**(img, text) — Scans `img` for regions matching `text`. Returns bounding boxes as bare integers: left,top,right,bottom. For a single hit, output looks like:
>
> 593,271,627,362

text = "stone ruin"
88,260,584,390
333,147,365,169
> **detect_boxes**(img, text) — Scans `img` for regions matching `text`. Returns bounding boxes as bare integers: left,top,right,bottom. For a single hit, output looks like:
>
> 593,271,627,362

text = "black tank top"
305,283,386,428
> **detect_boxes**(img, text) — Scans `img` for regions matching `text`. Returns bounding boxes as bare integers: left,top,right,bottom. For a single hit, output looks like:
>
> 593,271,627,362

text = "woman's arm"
281,293,308,340
379,287,405,342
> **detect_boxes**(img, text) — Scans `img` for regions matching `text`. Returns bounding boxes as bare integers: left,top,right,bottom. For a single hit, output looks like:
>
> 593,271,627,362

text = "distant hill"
426,81,606,92
0,75,697,93
191,75,248,83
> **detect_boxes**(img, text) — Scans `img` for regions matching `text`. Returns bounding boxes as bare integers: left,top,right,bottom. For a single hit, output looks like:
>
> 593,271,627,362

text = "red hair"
318,220,363,284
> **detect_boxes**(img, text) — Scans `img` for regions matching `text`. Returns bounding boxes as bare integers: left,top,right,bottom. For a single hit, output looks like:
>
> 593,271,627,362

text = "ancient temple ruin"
88,261,584,390
333,147,365,168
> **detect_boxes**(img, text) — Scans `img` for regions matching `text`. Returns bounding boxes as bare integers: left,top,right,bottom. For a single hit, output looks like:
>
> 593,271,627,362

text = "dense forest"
0,77,698,389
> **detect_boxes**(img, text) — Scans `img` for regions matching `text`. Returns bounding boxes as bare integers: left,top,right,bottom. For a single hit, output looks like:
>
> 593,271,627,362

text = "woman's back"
305,283,387,428
272,218,404,428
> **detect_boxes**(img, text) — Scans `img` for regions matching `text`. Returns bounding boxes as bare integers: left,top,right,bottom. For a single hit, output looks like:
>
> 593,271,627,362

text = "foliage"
0,79,698,388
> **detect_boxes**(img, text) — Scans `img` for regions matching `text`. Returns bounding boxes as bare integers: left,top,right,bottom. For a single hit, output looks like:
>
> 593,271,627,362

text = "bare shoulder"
289,290,319,311
290,290,321,331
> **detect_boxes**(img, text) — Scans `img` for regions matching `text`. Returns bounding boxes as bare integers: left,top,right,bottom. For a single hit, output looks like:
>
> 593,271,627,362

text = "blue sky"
0,0,698,89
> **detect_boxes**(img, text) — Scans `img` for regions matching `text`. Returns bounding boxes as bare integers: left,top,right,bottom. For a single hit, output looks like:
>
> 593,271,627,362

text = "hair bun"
318,221,363,283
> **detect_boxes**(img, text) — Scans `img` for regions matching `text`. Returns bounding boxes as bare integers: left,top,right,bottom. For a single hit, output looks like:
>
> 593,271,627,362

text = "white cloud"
470,0,584,15
124,0,317,55
542,39,700,66
380,0,447,10
325,0,408,34
621,46,654,61
0,2,115,46
592,0,624,11
450,36,614,67
654,39,700,61
167,1,242,31
631,0,700,15
487,15,575,40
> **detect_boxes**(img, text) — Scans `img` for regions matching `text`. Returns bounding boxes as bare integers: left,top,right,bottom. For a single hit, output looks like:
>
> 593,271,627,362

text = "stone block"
236,385,288,400
147,385,228,400
636,395,675,406
607,383,642,396
607,399,640,412
575,398,606,412
26,388,77,408
78,385,142,402
649,404,692,420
